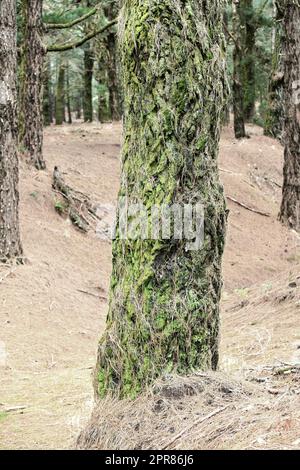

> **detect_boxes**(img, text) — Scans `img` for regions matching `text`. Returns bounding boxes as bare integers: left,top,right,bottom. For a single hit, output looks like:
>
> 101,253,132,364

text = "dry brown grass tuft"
77,367,300,450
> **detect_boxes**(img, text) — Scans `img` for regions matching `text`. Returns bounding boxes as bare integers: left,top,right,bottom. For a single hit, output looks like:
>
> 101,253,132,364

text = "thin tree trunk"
232,0,246,138
0,0,23,261
103,1,121,121
76,97,82,119
95,0,227,399
98,89,108,123
55,57,65,125
264,1,284,139
19,0,46,170
43,56,53,126
66,61,72,124
83,46,94,122
106,32,121,121
242,0,256,121
279,1,300,231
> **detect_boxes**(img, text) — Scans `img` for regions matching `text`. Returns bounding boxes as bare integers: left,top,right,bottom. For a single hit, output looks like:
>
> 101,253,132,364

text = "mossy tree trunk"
279,1,300,231
19,0,46,170
264,1,284,139
83,45,94,122
95,0,227,399
55,57,66,125
232,0,246,138
0,0,23,262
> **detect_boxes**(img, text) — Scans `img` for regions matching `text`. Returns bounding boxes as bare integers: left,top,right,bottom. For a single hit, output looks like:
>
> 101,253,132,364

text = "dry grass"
78,368,300,450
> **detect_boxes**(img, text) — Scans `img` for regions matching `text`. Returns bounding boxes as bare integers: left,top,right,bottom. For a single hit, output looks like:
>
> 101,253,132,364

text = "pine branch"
46,19,117,52
44,4,100,30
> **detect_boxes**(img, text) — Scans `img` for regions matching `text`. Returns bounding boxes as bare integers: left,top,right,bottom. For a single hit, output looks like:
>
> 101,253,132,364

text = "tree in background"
241,0,256,121
55,55,66,125
43,56,54,126
103,0,121,120
83,42,94,122
232,0,246,138
279,0,300,231
83,0,95,122
264,0,284,139
0,0,23,261
19,0,46,170
95,0,227,399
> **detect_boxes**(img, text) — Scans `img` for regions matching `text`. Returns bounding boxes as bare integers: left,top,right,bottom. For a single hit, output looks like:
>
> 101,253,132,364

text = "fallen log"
52,166,100,232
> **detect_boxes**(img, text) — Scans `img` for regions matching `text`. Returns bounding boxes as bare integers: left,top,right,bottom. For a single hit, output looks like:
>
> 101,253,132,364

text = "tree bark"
0,0,23,261
19,0,46,170
55,57,66,125
95,0,227,399
232,0,246,138
83,45,94,122
106,32,121,121
264,1,284,139
241,0,256,121
104,1,121,121
279,1,300,231
43,56,53,126
66,61,72,124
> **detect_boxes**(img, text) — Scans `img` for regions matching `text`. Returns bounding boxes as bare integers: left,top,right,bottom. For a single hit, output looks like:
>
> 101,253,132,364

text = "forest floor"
0,121,299,449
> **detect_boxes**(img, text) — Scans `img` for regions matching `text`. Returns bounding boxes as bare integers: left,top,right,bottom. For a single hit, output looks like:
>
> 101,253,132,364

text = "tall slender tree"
83,0,94,122
242,0,256,121
279,0,300,231
55,56,66,125
232,0,246,138
104,1,121,121
43,56,53,126
264,0,284,139
19,0,46,170
95,0,227,399
0,0,23,261
83,43,94,122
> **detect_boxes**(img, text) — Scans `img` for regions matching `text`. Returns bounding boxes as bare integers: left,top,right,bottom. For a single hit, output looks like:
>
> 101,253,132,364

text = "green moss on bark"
95,0,227,399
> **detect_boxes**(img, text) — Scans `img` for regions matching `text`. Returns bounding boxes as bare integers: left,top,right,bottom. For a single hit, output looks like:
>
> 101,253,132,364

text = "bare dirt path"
0,122,299,449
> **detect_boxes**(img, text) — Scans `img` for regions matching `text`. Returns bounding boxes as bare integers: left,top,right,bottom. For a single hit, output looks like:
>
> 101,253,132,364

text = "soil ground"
0,121,299,449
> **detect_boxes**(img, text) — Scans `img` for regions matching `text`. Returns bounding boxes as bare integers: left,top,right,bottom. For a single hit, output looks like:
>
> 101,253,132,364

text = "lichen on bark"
0,0,23,262
19,0,46,170
279,0,300,231
95,0,228,399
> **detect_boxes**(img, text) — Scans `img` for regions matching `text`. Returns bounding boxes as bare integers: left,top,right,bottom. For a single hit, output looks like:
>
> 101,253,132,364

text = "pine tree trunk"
75,94,82,120
95,0,227,399
83,46,94,122
43,56,53,126
242,0,256,121
55,58,65,125
106,32,122,121
98,89,108,123
264,1,284,139
19,0,46,170
66,61,72,124
232,0,246,138
279,1,300,231
0,0,23,262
